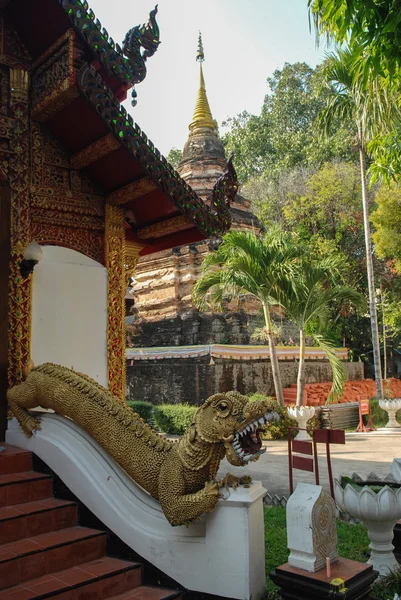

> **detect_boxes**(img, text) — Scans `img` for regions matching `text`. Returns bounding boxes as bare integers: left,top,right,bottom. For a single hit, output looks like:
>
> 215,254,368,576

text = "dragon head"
193,391,279,466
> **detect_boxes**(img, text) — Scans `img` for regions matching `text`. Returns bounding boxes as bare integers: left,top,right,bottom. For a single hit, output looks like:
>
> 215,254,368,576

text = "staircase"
0,443,184,600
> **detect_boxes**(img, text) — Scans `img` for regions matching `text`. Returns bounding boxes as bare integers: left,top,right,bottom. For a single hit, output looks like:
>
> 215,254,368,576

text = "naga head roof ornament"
122,5,161,106
189,32,217,133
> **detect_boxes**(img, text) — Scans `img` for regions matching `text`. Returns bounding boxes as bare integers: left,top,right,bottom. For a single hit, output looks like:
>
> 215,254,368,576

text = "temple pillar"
7,67,31,388
0,185,10,441
105,204,126,400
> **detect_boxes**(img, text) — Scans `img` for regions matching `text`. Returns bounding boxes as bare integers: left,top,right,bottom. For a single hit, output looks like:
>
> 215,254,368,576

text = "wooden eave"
5,0,233,257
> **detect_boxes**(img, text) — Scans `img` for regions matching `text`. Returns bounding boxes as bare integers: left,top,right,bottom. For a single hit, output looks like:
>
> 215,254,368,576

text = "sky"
89,0,327,157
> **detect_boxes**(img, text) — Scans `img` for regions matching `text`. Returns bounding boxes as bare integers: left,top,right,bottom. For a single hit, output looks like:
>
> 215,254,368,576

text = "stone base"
394,521,401,563
270,558,377,600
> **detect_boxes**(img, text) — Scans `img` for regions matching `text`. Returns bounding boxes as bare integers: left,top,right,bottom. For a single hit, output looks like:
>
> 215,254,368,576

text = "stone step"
0,444,32,475
0,498,77,544
0,556,143,599
0,526,107,589
109,587,184,599
0,444,185,600
0,471,53,507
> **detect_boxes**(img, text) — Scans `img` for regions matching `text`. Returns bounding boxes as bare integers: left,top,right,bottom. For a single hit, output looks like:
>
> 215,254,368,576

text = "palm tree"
318,46,400,401
278,255,365,406
192,228,299,407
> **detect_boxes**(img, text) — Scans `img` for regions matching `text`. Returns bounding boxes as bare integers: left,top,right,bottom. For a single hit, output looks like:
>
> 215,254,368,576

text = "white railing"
7,414,267,600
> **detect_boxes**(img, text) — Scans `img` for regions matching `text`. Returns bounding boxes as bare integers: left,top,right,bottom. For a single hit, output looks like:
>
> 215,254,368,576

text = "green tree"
166,147,183,170
278,255,365,406
308,1,401,183
318,46,400,399
222,62,354,183
283,162,364,257
262,63,353,173
192,229,300,407
221,111,272,183
308,0,401,78
371,180,401,272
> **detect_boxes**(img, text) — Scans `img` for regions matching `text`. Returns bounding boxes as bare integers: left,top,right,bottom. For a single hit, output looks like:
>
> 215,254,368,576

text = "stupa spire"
188,33,217,133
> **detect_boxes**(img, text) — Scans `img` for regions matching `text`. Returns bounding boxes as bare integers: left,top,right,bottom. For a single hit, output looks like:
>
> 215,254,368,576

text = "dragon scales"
7,363,278,526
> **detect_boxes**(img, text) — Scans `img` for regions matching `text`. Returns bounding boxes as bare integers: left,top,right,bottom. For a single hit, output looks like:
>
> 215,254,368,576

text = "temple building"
127,35,262,347
0,2,237,440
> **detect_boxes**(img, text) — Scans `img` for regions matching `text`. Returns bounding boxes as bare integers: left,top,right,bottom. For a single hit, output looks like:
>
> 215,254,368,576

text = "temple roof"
5,0,237,255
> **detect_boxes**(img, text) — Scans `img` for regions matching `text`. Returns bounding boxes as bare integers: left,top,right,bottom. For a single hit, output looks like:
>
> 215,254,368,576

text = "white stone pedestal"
335,477,401,577
379,399,401,429
287,482,338,572
7,414,267,600
287,406,315,441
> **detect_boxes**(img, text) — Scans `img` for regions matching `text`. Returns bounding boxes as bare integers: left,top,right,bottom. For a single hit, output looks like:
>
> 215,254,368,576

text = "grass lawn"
264,506,371,598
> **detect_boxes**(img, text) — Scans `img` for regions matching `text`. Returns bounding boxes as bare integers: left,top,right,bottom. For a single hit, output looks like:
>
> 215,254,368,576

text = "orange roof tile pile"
283,378,401,407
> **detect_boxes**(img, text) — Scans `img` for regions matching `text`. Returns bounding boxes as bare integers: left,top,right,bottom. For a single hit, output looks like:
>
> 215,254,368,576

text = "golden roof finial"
196,31,204,62
189,32,217,133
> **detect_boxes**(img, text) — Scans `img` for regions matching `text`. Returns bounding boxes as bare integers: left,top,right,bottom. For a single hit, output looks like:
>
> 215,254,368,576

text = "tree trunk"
359,137,383,400
263,303,284,407
296,329,306,407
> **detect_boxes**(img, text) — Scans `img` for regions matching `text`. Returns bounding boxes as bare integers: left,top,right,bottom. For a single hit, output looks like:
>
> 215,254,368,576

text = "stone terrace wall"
126,358,364,405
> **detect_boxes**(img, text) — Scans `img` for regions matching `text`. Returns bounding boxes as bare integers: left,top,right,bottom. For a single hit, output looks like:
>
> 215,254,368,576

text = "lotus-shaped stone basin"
335,476,401,577
287,406,315,441
379,398,401,428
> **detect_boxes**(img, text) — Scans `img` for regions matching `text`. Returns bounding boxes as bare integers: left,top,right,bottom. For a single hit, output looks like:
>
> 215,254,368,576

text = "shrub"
153,404,197,435
249,394,297,440
249,394,320,440
370,568,401,599
127,400,154,424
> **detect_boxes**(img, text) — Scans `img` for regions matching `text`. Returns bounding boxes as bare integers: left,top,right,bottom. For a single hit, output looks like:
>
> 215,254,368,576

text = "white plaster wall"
31,246,108,386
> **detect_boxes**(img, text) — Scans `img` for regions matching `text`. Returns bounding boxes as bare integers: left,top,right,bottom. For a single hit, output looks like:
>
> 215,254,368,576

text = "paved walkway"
217,430,401,497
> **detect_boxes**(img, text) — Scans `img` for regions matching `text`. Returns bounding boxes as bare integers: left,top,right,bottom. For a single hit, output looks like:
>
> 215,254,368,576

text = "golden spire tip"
196,31,204,62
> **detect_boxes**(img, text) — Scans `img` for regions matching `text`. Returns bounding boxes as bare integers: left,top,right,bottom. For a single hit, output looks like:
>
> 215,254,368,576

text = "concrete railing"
7,414,267,600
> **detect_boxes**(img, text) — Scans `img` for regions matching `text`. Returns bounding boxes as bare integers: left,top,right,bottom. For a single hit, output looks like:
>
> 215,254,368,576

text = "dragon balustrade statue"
7,363,279,526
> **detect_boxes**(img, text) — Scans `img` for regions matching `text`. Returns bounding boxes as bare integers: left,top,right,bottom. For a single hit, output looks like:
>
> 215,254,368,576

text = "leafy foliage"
249,394,319,439
221,62,354,183
166,147,183,170
308,0,401,79
371,180,401,272
127,400,154,424
370,568,401,600
153,404,197,435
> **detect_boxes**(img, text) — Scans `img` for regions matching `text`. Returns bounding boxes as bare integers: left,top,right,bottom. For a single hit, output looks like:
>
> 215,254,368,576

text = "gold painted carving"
125,241,144,284
8,68,31,387
137,215,193,240
32,30,79,122
8,373,275,526
30,186,104,217
10,67,29,103
107,176,157,206
105,204,126,400
33,85,79,122
312,492,338,566
70,133,120,170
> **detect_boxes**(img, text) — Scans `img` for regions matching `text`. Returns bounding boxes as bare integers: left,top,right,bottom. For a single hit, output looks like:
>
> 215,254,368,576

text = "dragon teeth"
259,417,265,426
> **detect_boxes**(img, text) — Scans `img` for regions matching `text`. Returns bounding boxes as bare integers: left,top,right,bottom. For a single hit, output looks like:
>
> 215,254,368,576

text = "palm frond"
313,335,347,404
